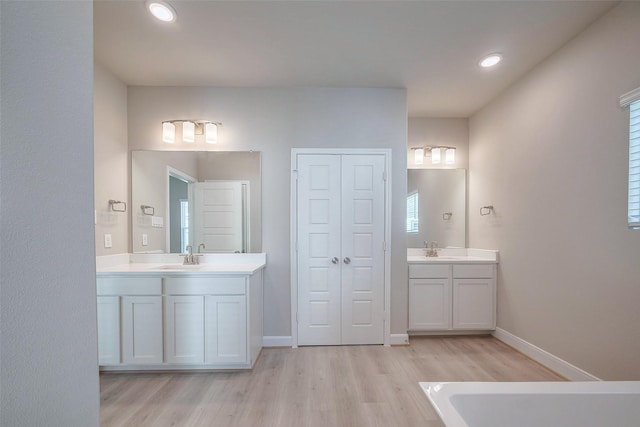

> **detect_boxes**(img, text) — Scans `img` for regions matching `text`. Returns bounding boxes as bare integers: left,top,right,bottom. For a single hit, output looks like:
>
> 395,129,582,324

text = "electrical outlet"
142,234,148,246
104,234,112,248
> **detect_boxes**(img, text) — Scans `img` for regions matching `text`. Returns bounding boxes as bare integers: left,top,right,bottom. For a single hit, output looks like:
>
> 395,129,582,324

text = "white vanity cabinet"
96,268,263,371
408,261,496,332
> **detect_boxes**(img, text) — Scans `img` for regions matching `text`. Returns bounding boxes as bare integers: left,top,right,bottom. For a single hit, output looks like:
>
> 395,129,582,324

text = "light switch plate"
104,234,112,248
142,234,148,246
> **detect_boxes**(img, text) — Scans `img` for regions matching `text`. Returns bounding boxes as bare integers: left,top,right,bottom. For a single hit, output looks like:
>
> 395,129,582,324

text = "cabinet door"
453,278,496,330
97,296,120,365
122,296,163,364
165,296,205,364
409,278,451,330
205,295,247,364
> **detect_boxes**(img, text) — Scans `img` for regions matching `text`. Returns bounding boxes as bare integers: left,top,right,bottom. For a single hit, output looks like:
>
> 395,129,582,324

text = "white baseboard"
390,334,410,346
263,336,292,347
492,327,600,381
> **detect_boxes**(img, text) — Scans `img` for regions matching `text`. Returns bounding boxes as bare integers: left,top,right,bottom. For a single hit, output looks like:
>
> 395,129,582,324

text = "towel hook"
480,205,494,216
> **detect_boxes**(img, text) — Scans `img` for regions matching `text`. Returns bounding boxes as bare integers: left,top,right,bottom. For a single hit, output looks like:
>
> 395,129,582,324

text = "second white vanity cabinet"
408,258,497,332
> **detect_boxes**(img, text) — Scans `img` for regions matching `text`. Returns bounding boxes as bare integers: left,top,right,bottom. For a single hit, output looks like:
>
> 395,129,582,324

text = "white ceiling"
94,1,616,117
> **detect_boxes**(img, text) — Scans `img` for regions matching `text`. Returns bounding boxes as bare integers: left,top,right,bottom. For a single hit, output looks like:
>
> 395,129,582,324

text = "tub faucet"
425,241,438,257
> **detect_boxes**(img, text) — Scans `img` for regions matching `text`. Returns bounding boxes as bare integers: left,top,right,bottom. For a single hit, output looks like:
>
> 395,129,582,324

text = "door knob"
343,257,351,264
331,257,339,264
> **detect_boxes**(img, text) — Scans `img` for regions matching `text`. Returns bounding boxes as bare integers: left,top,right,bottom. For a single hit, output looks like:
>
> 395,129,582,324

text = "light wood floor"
100,336,563,427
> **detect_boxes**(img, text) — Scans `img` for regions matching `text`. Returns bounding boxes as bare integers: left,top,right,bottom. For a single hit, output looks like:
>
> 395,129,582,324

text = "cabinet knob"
343,257,351,264
331,257,339,264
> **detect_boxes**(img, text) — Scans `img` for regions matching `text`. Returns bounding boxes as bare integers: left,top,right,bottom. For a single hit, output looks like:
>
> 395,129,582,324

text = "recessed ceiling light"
479,54,502,68
146,0,176,23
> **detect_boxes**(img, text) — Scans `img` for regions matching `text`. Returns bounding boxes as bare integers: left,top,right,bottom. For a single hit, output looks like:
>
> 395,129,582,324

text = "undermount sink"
152,264,204,270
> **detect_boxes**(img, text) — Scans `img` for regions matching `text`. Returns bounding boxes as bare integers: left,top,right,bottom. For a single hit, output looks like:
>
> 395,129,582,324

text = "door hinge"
292,169,298,180
296,312,298,324
382,171,387,182
383,241,387,251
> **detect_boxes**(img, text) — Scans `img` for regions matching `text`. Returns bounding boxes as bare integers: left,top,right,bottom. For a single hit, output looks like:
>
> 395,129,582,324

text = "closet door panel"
340,155,385,345
297,154,342,346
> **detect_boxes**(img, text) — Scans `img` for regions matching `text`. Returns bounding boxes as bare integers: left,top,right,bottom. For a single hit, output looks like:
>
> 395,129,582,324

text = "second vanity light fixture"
412,146,456,165
162,120,220,144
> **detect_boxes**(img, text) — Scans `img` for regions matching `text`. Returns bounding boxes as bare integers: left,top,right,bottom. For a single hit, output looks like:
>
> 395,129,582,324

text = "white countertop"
96,253,266,276
407,248,498,264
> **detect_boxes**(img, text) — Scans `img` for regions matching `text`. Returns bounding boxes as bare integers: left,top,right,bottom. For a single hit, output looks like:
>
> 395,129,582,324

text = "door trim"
290,148,392,347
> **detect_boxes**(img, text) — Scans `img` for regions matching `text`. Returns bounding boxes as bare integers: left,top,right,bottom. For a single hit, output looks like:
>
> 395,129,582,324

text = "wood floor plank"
100,336,564,426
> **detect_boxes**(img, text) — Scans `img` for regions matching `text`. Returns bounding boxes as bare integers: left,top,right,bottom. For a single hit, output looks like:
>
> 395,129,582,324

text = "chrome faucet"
180,244,202,265
198,243,206,253
425,241,438,257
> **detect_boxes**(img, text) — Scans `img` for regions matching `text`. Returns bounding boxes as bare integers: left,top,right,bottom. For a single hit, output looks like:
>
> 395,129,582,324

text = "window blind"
407,192,419,233
629,100,640,228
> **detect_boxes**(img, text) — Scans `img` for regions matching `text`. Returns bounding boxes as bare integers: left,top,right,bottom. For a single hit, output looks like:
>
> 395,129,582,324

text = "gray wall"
94,62,129,255
469,2,640,380
0,1,100,425
127,87,408,336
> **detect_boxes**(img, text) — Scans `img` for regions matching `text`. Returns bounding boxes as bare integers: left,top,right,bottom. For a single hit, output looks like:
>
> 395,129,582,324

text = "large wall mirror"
407,169,466,248
131,151,261,253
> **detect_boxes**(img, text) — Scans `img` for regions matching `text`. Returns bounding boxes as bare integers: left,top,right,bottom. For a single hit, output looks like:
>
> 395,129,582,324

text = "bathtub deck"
100,336,564,427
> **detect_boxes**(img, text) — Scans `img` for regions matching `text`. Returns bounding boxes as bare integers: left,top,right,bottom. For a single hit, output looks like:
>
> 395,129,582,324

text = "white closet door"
297,154,342,345
340,155,385,344
194,181,243,253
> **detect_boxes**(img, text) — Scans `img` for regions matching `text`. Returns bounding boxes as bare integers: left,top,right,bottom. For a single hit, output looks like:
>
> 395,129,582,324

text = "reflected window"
180,199,189,253
407,192,419,233
629,100,640,228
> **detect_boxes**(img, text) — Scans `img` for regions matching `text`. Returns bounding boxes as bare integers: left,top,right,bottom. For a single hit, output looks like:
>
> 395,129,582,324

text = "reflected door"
297,154,385,346
194,181,243,252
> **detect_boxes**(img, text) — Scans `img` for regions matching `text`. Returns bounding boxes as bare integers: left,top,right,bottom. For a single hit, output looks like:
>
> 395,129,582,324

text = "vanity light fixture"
411,146,457,165
146,0,176,23
161,120,221,144
479,53,502,68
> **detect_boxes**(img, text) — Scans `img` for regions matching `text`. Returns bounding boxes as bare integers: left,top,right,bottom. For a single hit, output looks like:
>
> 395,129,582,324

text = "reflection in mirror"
407,169,466,248
132,151,261,253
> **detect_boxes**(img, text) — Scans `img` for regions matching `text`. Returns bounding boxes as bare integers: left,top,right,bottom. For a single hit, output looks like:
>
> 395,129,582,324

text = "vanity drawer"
164,277,246,295
409,264,450,279
453,264,494,279
97,277,162,295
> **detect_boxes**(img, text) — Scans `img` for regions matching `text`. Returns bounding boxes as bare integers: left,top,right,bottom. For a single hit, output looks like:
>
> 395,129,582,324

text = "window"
180,199,190,252
629,100,640,228
621,88,640,229
407,192,419,233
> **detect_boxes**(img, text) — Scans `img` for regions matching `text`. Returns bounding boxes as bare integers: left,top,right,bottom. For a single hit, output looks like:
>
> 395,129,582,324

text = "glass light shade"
162,121,175,143
414,148,424,165
205,123,218,144
445,148,456,164
431,148,442,164
182,121,195,143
